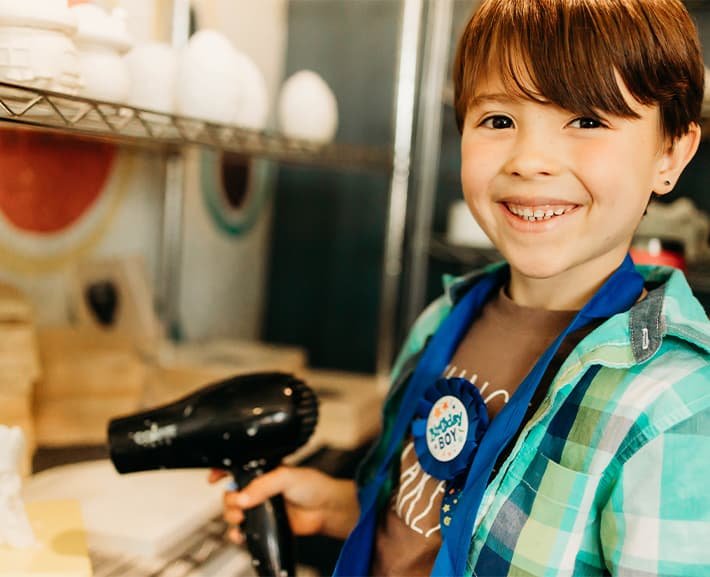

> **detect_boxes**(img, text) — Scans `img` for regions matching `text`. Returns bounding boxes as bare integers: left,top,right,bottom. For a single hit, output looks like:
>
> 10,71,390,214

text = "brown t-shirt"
372,287,592,577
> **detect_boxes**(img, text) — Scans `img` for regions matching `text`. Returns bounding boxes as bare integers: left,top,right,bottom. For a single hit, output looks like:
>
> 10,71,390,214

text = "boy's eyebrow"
469,92,520,106
469,92,551,107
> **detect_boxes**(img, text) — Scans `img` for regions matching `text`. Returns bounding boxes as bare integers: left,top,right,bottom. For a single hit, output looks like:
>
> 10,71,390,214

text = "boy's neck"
507,275,603,311
506,252,631,311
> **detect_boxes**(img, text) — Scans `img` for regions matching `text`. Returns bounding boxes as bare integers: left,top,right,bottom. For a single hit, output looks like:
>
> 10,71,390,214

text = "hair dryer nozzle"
108,372,318,475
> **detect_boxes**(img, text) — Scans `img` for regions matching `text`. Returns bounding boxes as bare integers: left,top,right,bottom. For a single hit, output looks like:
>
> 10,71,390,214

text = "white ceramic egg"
124,42,178,113
175,29,241,125
232,50,269,131
277,70,338,143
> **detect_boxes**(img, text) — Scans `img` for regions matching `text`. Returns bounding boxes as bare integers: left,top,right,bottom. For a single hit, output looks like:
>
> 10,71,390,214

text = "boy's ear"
654,123,702,196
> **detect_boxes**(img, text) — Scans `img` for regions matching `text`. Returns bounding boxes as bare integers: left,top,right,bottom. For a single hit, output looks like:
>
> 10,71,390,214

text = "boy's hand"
208,466,359,543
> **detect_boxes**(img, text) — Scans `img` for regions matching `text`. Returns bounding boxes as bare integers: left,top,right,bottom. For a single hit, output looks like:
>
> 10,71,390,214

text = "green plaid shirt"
358,264,710,576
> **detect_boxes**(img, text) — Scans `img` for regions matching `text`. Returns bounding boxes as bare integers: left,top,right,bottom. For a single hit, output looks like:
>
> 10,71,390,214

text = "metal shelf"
0,80,392,171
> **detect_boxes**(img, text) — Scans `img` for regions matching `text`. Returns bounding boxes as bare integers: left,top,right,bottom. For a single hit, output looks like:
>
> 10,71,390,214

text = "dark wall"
264,1,399,373
675,3,710,215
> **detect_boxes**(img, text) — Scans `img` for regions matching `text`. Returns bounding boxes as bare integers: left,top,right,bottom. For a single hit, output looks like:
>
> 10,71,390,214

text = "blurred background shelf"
686,267,710,294
685,0,709,10
0,81,392,172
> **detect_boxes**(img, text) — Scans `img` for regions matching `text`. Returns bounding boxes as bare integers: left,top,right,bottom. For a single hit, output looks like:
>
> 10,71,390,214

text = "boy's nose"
503,130,561,179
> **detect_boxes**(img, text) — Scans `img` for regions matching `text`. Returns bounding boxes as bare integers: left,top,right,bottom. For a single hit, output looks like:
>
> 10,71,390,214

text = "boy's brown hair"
453,0,705,142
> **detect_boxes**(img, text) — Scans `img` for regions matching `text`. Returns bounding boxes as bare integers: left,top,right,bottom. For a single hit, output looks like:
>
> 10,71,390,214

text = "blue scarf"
333,254,644,577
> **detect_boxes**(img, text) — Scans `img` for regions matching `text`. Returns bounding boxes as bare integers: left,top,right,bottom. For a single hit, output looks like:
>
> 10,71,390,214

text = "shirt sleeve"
600,405,710,576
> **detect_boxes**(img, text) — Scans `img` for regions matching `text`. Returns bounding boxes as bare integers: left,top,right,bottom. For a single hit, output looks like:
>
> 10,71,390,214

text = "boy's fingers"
223,490,245,509
223,508,245,526
208,469,228,483
227,526,244,545
224,467,292,509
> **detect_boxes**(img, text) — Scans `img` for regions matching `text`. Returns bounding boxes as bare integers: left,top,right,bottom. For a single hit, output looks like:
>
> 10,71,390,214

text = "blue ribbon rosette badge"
412,377,489,481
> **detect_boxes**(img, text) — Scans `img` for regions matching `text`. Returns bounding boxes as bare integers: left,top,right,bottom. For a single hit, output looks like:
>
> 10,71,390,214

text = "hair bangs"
455,1,644,131
454,0,704,140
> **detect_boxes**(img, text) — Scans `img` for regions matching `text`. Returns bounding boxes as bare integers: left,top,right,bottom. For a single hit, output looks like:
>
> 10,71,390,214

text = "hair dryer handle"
233,468,295,577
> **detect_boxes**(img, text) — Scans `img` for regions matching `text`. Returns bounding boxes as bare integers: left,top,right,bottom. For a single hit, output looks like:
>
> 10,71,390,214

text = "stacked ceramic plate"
0,0,81,94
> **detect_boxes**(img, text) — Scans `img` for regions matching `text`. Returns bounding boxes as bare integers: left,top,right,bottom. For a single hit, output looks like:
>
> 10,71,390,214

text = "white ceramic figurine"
0,426,35,549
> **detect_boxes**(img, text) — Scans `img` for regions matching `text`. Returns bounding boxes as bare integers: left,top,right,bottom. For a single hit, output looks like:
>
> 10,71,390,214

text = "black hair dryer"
107,372,319,577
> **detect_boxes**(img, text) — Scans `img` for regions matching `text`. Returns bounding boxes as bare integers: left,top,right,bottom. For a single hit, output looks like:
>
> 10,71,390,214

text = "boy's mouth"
503,202,578,223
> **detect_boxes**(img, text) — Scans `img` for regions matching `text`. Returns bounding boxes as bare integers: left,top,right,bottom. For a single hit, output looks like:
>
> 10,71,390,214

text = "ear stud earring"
664,180,671,186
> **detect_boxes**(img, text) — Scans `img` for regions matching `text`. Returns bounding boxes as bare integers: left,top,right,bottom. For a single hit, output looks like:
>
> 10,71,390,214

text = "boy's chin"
505,255,569,280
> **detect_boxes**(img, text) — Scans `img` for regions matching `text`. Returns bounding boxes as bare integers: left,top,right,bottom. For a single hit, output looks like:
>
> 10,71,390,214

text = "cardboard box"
34,397,141,447
36,327,146,400
0,283,33,324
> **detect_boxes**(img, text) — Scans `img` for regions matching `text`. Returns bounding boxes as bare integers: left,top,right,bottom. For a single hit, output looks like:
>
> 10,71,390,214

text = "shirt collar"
441,263,710,363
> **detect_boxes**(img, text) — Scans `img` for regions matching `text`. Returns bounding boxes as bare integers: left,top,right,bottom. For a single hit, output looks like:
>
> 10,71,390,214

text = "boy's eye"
481,115,513,129
570,117,605,129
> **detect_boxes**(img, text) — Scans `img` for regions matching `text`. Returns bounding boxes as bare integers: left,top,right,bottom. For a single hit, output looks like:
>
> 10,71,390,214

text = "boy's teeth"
506,203,575,222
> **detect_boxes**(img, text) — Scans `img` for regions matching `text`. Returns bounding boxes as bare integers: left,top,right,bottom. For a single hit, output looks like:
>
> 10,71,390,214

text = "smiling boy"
461,75,694,310
215,1,710,575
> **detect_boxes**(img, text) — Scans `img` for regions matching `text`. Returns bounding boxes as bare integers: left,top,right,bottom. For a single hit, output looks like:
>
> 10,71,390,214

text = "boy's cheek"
461,170,491,210
462,137,503,171
460,189,488,224
461,158,498,196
